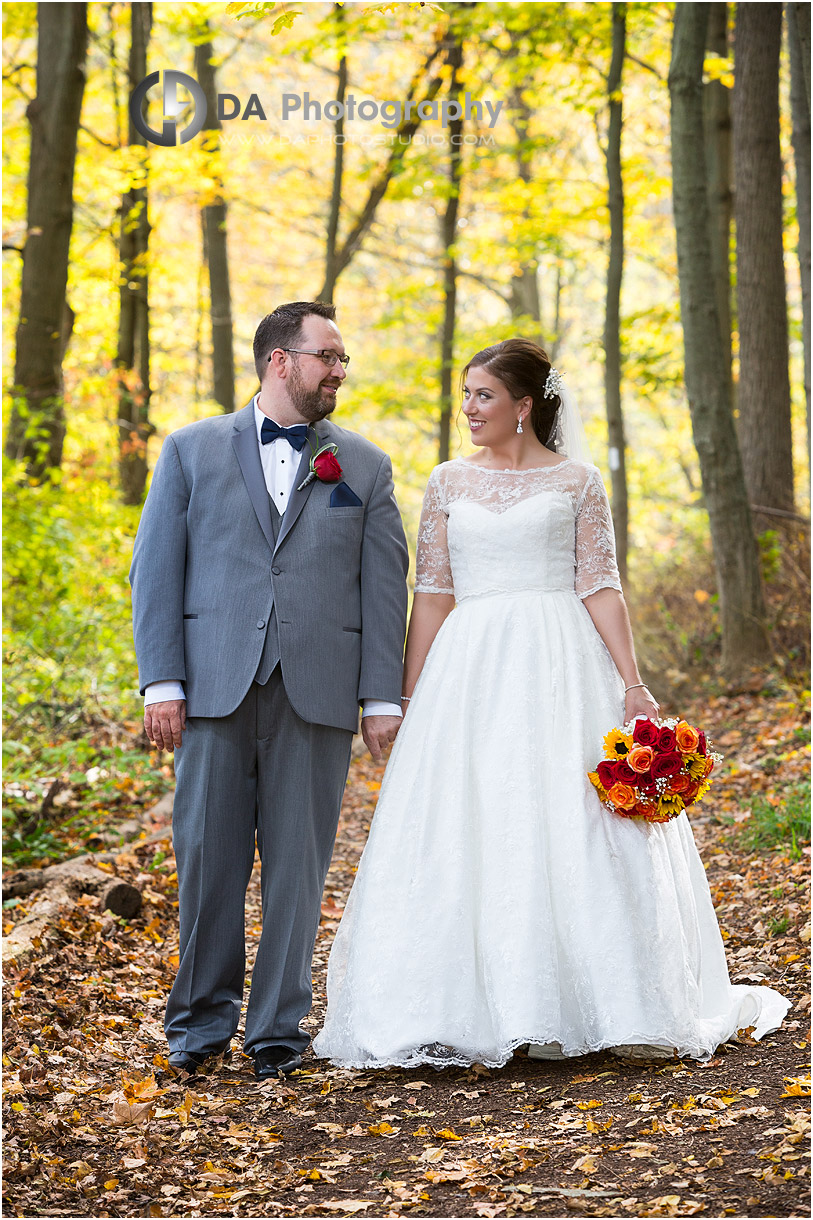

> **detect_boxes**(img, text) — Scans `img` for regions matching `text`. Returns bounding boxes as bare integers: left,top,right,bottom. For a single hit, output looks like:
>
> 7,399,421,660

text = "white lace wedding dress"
313,458,791,1069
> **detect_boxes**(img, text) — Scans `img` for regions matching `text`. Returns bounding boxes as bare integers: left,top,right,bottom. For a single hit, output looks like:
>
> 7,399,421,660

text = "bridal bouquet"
588,717,723,824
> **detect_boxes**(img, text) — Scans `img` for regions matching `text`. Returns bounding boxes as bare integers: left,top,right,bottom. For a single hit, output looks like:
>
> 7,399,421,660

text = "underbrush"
630,515,810,697
731,778,811,860
2,461,171,869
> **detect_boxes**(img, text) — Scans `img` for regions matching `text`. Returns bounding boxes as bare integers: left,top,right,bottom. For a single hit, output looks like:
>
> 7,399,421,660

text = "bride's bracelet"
624,682,649,693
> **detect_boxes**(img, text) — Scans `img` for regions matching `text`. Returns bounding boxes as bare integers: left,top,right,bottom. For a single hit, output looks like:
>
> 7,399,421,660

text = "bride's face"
462,367,528,447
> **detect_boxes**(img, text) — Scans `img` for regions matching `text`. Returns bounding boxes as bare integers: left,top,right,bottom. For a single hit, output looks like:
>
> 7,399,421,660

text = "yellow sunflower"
684,751,708,780
657,792,685,820
603,727,633,759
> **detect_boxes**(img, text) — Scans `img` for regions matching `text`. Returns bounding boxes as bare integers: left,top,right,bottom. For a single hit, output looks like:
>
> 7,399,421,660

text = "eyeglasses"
276,348,350,368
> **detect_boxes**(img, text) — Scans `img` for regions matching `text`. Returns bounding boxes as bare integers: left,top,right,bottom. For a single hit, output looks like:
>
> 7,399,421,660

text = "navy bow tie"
260,418,309,451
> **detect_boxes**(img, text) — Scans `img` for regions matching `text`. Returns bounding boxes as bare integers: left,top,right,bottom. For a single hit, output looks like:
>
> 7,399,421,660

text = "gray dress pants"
164,667,354,1056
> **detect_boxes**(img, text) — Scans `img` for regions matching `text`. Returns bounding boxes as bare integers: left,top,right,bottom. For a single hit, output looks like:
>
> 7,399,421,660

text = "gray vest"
254,496,282,685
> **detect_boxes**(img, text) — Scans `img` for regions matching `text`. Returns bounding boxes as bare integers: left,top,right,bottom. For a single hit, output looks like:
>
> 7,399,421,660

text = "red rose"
651,751,682,779
614,760,637,784
658,726,677,751
697,730,707,755
597,760,618,789
632,718,660,747
314,451,343,482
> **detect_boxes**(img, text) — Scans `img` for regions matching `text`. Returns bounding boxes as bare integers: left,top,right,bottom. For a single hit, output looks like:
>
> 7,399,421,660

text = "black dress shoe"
167,1048,230,1074
253,1045,302,1080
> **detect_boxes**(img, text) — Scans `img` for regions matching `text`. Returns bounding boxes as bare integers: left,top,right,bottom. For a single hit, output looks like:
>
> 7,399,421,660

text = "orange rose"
670,773,692,793
703,756,714,777
627,745,654,774
675,720,701,753
634,799,660,820
608,782,637,810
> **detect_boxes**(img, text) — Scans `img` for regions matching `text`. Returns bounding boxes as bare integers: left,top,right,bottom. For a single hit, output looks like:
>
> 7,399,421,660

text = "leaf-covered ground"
3,691,810,1219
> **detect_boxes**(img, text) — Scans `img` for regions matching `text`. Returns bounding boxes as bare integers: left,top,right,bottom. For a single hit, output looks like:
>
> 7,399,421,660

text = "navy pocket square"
330,482,363,508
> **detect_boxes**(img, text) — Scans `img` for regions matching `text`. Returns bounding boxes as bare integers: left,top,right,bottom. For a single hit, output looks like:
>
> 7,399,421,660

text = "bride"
313,338,790,1069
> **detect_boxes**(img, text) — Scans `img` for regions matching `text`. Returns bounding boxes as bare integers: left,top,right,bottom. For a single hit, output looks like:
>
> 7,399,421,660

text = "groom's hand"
144,699,187,752
362,715,402,762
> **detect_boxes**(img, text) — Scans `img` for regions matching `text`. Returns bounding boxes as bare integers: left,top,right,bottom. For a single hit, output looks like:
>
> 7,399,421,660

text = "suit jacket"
129,401,409,732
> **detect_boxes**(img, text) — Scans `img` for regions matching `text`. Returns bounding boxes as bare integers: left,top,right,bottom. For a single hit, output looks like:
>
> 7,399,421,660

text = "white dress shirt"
144,398,401,719
254,397,301,514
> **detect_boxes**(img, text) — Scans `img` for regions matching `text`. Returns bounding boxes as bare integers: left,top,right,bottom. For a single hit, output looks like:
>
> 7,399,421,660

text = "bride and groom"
130,301,790,1079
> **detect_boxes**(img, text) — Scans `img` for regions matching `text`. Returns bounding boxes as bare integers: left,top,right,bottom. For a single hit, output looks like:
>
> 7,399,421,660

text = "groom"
130,301,408,1079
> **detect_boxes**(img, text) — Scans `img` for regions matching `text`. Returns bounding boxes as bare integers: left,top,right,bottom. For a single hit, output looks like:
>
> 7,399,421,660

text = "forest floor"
2,690,810,1220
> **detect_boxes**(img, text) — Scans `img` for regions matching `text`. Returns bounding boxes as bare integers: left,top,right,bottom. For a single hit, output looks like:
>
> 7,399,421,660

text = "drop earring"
516,417,524,434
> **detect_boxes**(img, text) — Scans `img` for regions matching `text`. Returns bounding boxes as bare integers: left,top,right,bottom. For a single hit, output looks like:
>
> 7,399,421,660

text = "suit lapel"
231,401,276,553
275,422,330,553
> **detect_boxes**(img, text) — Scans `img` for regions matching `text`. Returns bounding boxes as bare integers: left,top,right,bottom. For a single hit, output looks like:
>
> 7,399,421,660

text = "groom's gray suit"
130,401,408,1057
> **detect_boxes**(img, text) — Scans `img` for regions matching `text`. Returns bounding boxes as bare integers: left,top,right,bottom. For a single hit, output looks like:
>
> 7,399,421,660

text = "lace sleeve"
414,468,454,594
574,467,623,599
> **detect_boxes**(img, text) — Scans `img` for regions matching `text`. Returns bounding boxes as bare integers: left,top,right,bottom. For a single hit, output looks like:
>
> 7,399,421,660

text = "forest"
2,3,811,1218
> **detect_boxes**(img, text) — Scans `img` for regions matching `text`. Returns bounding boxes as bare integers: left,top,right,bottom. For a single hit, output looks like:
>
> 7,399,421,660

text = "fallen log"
3,857,142,966
2,790,174,966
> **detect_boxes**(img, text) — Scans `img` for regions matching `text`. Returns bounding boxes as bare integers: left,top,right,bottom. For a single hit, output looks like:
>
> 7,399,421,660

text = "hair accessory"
543,367,564,399
541,372,592,462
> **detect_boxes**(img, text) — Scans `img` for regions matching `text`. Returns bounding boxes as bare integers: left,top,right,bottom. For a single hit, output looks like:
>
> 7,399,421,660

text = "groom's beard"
288,359,339,424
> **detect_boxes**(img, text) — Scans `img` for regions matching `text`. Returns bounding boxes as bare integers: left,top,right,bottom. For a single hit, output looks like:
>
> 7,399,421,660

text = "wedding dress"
313,458,791,1069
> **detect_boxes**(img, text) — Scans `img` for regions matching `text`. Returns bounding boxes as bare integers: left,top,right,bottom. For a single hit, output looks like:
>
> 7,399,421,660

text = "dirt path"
3,699,810,1219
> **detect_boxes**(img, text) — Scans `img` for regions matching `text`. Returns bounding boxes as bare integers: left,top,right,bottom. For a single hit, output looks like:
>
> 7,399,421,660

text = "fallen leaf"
367,1121,400,1136
111,1098,153,1126
421,1146,446,1163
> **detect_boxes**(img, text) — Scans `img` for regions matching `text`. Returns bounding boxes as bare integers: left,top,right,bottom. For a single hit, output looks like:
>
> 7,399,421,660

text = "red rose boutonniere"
297,441,342,491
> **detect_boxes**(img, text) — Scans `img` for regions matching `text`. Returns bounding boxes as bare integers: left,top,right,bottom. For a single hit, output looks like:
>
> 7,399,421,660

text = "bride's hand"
625,685,660,724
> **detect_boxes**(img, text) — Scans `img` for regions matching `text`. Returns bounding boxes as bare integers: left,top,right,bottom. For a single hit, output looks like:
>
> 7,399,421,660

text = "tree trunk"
438,35,463,466
5,3,88,477
669,3,770,680
603,2,628,584
116,3,153,504
788,2,811,450
507,87,543,344
703,3,733,382
732,3,794,517
790,1,811,110
195,32,235,413
322,3,347,306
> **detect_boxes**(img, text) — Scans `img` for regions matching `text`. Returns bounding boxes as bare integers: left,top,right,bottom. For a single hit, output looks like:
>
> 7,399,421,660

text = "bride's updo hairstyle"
462,338,562,450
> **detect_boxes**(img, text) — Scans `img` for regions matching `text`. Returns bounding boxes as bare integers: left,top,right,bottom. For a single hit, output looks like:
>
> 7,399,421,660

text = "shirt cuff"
144,680,186,706
361,699,403,719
